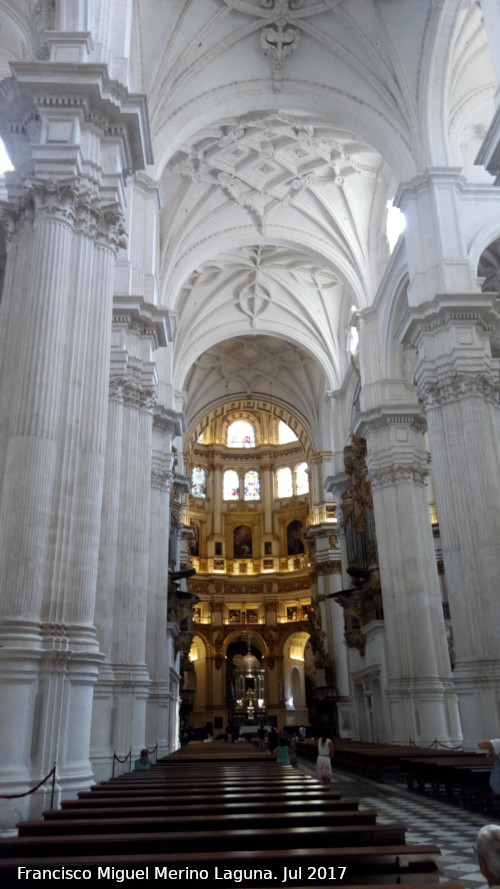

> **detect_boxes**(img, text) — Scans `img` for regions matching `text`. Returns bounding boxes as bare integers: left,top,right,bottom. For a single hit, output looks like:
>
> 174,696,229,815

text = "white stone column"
36,207,125,803
0,57,152,823
146,407,181,759
91,299,171,774
356,408,462,745
399,296,500,744
0,182,110,820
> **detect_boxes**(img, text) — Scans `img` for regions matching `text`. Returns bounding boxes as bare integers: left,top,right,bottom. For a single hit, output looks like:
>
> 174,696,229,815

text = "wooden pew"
19,807,380,836
0,843,442,885
46,794,362,818
0,743,443,889
0,821,411,857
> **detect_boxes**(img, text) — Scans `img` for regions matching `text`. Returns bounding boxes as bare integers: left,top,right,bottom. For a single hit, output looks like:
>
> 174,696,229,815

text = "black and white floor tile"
297,761,491,889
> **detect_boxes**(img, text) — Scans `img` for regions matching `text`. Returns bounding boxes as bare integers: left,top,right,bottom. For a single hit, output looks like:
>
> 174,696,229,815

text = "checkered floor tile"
297,759,491,888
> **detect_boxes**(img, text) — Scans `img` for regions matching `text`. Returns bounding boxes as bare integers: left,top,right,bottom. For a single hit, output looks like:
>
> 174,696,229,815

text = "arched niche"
283,631,310,714
287,520,304,556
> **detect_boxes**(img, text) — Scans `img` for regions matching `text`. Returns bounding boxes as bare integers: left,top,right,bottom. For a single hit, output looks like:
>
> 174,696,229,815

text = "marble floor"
297,760,492,889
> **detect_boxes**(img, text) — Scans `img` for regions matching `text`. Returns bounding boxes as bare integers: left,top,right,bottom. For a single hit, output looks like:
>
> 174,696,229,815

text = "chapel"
1,0,500,828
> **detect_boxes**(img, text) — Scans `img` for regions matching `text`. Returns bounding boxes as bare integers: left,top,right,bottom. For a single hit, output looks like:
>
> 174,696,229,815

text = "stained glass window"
278,420,298,444
244,470,260,500
227,420,255,448
276,466,293,498
191,466,207,498
295,462,309,495
223,469,240,500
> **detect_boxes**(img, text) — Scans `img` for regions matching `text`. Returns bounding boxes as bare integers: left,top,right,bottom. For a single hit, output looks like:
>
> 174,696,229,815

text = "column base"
147,681,170,759
336,700,354,738
92,663,151,764
386,676,462,746
452,659,500,747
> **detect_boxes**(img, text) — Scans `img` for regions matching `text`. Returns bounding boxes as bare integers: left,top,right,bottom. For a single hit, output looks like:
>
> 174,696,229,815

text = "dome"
239,652,261,672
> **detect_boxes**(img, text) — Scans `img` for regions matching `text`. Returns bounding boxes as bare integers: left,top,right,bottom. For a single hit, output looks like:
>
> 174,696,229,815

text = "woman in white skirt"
316,730,335,789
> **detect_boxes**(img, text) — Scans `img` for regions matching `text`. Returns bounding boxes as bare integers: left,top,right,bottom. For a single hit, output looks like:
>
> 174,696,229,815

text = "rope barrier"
0,765,56,800
112,749,131,777
409,737,463,750
433,738,463,750
146,742,158,763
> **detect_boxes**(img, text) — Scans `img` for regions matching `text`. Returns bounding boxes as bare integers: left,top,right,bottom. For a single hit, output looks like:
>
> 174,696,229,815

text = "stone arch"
422,0,495,171
222,628,268,660
186,396,315,460
282,630,310,715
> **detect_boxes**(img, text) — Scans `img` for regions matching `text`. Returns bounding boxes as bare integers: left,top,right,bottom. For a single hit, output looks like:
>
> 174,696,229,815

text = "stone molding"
0,61,153,170
153,406,185,437
397,293,500,346
112,296,175,348
356,412,427,435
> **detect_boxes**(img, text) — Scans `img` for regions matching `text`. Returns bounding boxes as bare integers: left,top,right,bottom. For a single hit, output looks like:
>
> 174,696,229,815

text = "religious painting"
264,541,272,555
233,524,252,558
287,606,298,622
229,609,241,624
246,609,258,624
287,520,304,555
215,541,223,556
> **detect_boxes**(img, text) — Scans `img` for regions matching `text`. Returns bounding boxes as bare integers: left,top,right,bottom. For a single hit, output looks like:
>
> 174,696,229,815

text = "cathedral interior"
1,0,500,827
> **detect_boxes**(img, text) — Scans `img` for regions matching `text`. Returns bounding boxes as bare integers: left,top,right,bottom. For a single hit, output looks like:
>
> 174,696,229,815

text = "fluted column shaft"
0,192,73,628
146,413,175,758
92,348,155,762
399,296,500,743
91,300,171,775
358,411,461,745
0,183,124,820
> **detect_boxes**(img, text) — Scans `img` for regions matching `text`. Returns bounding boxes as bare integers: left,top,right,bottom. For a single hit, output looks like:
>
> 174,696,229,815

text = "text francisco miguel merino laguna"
17,865,347,883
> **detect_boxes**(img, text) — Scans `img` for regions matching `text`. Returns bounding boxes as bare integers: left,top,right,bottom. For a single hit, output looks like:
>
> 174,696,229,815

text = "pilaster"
395,169,477,306
398,295,500,744
355,405,461,745
91,298,172,776
145,406,183,759
308,523,350,734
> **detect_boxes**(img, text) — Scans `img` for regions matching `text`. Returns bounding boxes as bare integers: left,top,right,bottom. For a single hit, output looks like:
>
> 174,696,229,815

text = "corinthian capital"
419,371,500,410
95,206,128,253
